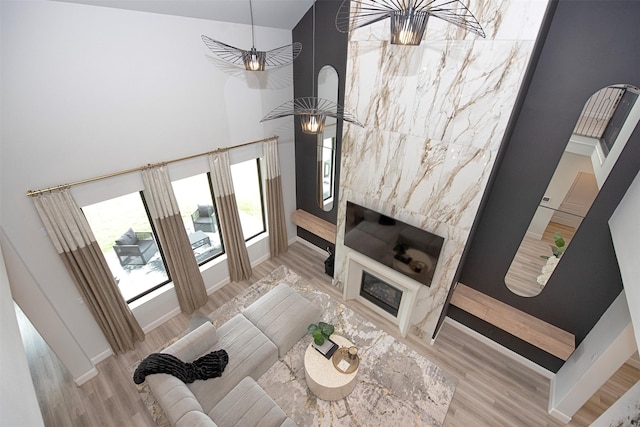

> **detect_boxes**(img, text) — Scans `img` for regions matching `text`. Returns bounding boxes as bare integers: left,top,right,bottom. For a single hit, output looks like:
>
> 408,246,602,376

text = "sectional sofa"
145,283,322,427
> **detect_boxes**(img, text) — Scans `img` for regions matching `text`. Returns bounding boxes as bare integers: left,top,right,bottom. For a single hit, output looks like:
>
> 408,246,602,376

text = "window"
230,159,266,240
172,173,224,265
82,192,170,303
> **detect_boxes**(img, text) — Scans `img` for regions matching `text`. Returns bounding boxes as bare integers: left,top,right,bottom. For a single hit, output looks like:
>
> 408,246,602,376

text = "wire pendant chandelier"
261,1,363,134
202,0,302,71
336,0,485,46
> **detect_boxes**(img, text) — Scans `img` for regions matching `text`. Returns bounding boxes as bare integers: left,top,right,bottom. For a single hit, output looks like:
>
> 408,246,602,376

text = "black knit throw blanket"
133,350,229,385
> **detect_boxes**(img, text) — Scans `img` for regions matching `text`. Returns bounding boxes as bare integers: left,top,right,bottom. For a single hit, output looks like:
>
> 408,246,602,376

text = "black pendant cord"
311,1,316,98
249,0,256,48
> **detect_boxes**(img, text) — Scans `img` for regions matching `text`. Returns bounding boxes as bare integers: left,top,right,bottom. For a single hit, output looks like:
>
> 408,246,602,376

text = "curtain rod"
26,135,279,197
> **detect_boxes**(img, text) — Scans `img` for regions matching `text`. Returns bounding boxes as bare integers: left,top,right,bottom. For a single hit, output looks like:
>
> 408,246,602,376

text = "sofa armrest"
146,374,207,427
175,410,218,427
163,322,219,362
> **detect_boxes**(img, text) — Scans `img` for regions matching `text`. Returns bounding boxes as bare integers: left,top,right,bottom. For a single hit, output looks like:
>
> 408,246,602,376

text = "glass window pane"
172,174,224,264
230,159,266,240
82,192,169,303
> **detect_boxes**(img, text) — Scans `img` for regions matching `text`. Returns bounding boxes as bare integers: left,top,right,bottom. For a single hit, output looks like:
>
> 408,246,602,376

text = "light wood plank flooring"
16,242,640,426
505,221,577,297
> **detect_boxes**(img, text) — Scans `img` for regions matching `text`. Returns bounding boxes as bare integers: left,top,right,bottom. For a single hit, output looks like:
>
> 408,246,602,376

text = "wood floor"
16,241,640,426
505,222,577,297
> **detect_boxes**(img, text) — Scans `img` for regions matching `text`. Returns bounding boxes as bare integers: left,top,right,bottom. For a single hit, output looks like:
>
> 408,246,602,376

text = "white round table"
304,335,359,401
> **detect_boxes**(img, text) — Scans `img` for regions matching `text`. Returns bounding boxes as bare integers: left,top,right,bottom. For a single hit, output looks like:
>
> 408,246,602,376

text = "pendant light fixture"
202,0,302,71
336,0,485,46
261,1,363,134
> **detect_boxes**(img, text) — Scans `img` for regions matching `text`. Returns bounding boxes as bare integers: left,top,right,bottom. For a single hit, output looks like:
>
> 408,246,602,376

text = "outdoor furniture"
112,228,158,267
189,230,211,250
191,205,217,233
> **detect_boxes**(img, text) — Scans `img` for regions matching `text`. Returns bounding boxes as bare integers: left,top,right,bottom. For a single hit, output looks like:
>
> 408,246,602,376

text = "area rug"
132,266,457,426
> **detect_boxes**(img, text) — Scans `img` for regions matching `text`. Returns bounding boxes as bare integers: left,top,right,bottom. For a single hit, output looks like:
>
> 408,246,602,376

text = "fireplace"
343,250,423,337
360,271,403,317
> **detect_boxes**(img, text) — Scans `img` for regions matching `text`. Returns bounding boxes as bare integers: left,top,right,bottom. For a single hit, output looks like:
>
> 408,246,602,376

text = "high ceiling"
52,0,315,30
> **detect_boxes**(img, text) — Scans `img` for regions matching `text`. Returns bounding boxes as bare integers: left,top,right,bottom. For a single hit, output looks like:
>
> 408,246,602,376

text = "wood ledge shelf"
450,283,575,360
291,209,336,244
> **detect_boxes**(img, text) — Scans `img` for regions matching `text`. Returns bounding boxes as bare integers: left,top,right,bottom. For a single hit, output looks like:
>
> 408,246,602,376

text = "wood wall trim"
450,283,575,360
291,209,336,244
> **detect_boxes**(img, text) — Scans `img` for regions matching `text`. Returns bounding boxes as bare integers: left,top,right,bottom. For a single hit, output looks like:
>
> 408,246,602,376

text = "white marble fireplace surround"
343,249,423,337
333,1,549,342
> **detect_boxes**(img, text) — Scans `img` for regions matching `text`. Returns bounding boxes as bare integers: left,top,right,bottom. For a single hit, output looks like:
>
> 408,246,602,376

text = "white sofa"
145,283,322,427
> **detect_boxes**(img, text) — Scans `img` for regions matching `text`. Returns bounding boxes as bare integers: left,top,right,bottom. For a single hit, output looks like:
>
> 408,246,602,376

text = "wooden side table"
304,335,359,401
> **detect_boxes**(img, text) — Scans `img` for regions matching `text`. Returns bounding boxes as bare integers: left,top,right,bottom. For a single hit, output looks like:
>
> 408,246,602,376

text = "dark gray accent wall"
292,0,348,252
453,1,640,372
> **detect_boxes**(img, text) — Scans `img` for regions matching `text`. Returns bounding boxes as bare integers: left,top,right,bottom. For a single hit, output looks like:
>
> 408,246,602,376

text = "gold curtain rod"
26,135,279,197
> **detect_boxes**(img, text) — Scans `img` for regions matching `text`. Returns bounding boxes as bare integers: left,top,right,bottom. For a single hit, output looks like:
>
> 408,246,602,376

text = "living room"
2,0,640,426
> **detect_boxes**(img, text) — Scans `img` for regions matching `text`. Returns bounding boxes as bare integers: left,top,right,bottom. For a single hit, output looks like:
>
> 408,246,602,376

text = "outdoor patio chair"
191,205,217,233
112,228,158,267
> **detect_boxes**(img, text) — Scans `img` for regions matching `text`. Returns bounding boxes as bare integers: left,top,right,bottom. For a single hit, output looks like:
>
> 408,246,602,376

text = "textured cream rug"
133,266,457,426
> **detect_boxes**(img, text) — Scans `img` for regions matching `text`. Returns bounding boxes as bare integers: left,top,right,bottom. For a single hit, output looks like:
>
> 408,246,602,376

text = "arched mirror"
316,65,339,211
506,84,640,297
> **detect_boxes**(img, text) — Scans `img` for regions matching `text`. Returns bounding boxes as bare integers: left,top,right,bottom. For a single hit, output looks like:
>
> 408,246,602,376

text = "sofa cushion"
145,373,205,427
188,314,278,414
242,283,322,357
209,376,291,427
164,322,219,362
175,410,218,427
198,205,213,217
115,228,138,245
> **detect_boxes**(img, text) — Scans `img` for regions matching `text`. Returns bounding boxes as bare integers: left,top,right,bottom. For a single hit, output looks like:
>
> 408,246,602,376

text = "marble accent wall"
334,0,549,340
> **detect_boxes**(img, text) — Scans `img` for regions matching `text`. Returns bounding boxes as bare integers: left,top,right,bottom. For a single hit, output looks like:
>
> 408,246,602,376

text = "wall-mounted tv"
344,201,445,287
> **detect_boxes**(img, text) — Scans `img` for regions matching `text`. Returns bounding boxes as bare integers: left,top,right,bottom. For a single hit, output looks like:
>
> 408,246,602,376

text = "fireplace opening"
360,271,403,317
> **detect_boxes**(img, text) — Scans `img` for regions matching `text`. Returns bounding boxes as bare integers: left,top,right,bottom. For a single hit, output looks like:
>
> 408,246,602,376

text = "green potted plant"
541,233,566,259
307,321,334,346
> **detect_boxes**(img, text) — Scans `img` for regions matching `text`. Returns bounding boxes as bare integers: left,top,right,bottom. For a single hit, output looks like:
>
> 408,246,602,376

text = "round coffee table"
304,335,359,401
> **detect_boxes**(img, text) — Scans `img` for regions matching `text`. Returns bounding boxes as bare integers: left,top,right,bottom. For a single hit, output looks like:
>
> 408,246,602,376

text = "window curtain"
142,165,208,314
263,139,288,257
208,151,252,281
32,189,144,355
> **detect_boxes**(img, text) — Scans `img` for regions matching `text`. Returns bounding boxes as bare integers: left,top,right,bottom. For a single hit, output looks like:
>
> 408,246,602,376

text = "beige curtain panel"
32,189,144,355
208,151,252,282
142,166,208,314
263,139,288,257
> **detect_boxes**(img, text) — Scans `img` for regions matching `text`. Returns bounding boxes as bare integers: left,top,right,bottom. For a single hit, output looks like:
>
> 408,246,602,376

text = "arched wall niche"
292,0,348,250
453,0,640,372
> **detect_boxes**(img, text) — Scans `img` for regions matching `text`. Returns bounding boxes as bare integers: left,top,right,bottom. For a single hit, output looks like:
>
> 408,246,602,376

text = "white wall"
0,235,45,426
610,169,640,353
1,0,297,382
0,0,45,416
549,292,637,422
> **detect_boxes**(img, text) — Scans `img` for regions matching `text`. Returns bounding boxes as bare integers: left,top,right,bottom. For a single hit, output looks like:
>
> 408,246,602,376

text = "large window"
172,173,224,265
81,158,266,304
82,192,170,303
230,159,266,240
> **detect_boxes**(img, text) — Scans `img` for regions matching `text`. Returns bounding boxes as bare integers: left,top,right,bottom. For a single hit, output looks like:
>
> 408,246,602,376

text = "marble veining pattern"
334,0,549,341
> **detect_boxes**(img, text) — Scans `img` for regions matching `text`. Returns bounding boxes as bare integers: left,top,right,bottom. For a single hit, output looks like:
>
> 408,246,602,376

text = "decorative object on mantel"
536,233,566,287
201,0,301,71
261,1,363,134
335,0,485,46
